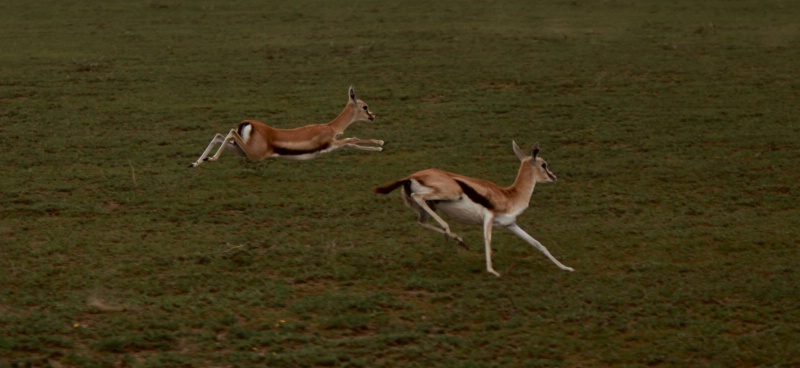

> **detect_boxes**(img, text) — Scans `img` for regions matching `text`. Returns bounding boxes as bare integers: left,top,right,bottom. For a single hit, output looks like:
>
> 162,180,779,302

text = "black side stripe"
272,142,330,156
455,180,494,210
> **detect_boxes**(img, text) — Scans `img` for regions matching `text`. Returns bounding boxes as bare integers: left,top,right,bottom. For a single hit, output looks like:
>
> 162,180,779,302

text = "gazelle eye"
363,105,369,111
542,163,547,169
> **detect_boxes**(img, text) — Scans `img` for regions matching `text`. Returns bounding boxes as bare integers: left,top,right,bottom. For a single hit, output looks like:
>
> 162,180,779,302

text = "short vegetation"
1,0,798,367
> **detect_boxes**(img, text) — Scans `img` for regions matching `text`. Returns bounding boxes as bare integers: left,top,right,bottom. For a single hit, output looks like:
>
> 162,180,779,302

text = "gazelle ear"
531,143,540,159
512,140,526,161
349,85,357,105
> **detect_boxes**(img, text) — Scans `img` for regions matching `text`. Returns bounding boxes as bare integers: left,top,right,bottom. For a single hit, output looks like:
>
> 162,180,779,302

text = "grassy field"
1,0,799,367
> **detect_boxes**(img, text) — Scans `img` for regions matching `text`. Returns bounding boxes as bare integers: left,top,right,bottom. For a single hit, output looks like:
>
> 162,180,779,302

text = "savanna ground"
1,0,798,367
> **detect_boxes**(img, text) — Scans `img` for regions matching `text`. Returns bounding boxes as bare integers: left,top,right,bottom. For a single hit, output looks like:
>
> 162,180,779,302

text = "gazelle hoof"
488,269,501,277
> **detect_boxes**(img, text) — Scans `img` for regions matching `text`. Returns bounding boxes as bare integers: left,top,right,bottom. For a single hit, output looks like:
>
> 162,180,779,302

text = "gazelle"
373,141,574,277
189,86,383,167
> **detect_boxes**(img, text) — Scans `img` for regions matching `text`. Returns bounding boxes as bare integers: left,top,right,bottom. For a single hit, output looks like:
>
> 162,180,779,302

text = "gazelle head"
349,85,375,122
513,141,557,183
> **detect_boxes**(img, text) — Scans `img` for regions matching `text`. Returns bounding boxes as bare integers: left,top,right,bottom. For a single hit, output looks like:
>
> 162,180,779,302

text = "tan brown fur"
189,86,383,167
373,141,573,276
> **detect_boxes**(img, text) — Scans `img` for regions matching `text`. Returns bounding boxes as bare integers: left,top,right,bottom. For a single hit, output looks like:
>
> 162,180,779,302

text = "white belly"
273,151,324,161
436,198,519,227
435,197,488,225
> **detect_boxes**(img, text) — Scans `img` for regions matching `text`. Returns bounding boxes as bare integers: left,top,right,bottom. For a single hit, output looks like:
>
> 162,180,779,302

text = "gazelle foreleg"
483,214,500,277
409,194,465,245
505,224,574,272
189,133,228,167
331,137,385,152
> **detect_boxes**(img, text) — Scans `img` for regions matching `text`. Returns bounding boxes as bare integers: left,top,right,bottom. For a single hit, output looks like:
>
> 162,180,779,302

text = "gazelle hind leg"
506,224,574,272
409,193,465,245
189,133,227,167
226,139,247,157
207,129,249,162
414,210,468,248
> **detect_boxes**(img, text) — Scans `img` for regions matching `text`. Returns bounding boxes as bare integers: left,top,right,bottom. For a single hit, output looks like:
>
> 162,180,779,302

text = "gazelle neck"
507,160,536,201
327,103,357,135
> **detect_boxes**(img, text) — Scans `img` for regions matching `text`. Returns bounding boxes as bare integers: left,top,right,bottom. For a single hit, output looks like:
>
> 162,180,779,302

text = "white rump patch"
239,124,253,144
409,179,434,195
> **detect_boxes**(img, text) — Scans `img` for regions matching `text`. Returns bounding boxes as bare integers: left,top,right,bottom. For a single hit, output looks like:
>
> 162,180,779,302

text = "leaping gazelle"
373,141,574,277
189,86,383,167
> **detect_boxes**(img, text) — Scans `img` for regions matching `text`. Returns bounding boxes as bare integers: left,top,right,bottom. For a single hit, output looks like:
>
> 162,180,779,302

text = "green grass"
1,0,799,366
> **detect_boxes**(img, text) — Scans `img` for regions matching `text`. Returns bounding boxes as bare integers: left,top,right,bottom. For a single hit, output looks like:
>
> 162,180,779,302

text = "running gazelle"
373,141,574,277
189,86,383,167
